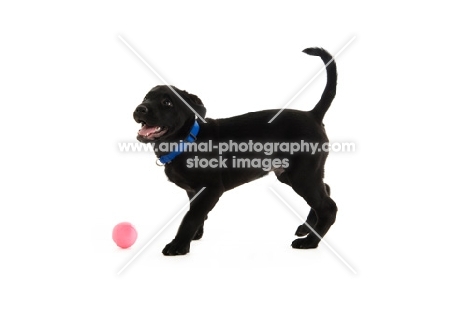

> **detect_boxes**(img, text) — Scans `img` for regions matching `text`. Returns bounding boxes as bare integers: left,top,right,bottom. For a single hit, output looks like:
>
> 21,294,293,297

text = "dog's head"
133,85,206,143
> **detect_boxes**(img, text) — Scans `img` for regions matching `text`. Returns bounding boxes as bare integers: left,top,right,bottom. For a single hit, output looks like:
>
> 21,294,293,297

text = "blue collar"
157,120,200,165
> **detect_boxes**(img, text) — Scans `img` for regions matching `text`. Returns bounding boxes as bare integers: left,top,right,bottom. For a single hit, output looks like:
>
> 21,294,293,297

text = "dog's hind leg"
283,171,337,249
276,170,332,238
295,183,330,237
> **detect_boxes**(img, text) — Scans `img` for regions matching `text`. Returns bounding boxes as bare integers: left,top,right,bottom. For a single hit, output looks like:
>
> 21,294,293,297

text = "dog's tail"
303,47,337,122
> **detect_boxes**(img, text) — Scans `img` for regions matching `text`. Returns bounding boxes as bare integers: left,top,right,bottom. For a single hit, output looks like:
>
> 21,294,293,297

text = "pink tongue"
138,125,161,136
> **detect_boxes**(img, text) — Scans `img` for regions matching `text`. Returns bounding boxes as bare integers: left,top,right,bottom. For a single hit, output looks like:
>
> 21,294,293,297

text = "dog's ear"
181,90,207,119
188,93,206,119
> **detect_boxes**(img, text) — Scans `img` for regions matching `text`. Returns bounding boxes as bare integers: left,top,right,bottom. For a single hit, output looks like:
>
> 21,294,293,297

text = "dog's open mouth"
138,123,168,140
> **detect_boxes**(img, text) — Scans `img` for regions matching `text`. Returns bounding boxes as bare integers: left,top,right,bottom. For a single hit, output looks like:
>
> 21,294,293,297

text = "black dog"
133,48,338,255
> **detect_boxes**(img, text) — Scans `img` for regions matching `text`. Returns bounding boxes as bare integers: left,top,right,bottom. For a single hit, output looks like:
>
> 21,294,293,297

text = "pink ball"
112,222,137,249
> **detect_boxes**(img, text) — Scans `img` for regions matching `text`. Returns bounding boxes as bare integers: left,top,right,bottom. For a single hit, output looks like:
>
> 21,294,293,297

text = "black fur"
133,47,338,255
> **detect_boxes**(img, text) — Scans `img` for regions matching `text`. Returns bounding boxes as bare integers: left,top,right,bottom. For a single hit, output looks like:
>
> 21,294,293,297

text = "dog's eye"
162,100,173,107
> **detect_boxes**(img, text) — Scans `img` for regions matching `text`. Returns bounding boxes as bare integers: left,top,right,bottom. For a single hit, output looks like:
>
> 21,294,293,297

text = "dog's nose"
135,105,148,114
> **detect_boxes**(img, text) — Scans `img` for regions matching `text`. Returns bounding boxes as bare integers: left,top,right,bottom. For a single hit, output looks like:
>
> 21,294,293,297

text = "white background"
1,1,467,309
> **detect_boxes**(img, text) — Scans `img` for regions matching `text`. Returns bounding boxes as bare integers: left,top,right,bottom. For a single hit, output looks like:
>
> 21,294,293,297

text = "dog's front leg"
162,187,222,256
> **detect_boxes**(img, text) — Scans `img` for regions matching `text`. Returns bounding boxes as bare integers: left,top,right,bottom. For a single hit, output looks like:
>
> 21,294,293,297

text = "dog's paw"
291,237,319,249
295,224,310,237
162,240,190,256
192,226,204,240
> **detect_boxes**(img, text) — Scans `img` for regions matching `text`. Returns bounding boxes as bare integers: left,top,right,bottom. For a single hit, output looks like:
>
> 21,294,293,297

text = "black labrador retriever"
133,47,338,255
